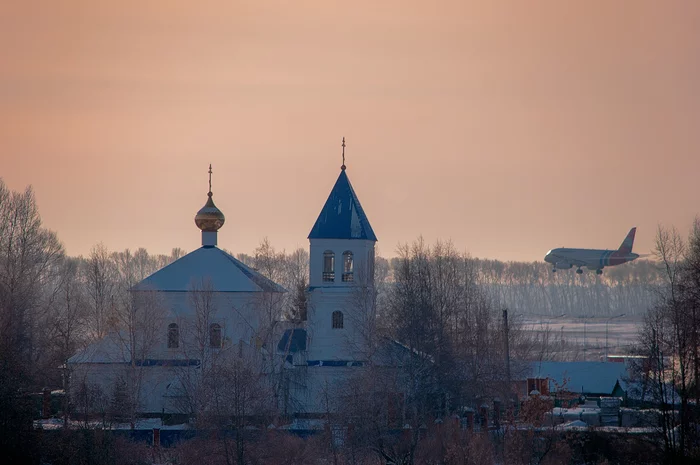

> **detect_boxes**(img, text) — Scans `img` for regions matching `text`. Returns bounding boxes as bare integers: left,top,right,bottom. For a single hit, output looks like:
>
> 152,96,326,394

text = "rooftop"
133,246,286,293
528,361,629,396
308,169,377,241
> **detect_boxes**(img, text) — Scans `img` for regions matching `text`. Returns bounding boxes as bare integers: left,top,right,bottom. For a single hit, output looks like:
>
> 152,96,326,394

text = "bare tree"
46,258,89,426
83,243,116,342
173,278,221,417
388,238,514,419
630,222,700,461
0,180,64,461
50,259,88,363
0,181,64,365
72,373,108,428
285,247,310,322
333,364,416,465
112,279,165,426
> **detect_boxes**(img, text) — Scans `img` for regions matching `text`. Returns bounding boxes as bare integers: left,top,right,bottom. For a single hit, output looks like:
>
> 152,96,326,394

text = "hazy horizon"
2,1,699,261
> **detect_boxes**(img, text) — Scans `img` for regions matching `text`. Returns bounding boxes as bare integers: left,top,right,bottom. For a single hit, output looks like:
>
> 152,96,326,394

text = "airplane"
544,227,640,275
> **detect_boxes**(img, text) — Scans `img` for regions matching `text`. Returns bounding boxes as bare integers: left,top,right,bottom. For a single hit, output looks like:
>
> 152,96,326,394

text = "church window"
323,250,335,282
167,323,179,349
342,251,354,282
210,323,222,348
332,311,344,329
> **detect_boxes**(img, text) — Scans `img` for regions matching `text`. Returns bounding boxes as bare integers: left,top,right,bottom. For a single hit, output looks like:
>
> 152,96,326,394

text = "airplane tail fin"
618,227,636,254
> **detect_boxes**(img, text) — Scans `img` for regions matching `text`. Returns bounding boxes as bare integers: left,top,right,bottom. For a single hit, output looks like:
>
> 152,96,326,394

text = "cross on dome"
341,137,346,171
208,163,212,195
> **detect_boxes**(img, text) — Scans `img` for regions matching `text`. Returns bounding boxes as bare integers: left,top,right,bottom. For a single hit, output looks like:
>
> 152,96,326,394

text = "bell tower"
305,139,377,362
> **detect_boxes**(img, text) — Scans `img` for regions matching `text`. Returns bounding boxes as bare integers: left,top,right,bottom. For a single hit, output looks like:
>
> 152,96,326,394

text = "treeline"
245,245,666,319
470,258,663,317
225,245,662,320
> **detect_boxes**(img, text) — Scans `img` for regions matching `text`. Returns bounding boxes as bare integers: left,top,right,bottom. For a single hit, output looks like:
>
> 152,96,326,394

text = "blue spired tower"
305,138,378,366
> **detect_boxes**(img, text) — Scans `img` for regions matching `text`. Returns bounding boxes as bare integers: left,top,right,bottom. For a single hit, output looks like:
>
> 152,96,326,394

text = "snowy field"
520,316,643,360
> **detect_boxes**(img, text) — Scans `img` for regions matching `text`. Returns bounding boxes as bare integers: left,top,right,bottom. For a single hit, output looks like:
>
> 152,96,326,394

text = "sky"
1,0,699,262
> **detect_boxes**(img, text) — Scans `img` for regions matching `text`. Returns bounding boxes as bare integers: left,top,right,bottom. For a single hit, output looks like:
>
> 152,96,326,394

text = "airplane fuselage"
544,248,639,272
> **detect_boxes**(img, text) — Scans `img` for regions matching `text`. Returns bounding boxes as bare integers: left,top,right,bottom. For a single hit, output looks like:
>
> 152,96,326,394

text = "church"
68,143,404,419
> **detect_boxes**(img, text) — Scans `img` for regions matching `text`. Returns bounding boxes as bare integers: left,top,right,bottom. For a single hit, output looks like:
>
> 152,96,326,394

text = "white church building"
68,150,405,419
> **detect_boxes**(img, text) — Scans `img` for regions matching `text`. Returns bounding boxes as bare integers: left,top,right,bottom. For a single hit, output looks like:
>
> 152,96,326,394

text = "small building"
527,361,629,398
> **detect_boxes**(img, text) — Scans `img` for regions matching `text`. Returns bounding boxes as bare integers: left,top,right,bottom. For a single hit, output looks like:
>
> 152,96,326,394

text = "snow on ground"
34,418,191,431
521,316,642,358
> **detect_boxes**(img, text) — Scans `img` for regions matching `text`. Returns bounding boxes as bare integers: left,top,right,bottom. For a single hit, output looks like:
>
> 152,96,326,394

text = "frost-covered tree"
630,220,700,461
0,179,64,461
83,243,116,342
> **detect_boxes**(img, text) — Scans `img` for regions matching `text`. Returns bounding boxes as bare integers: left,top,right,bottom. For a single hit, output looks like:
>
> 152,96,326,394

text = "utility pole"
503,309,511,396
579,315,592,361
605,313,626,360
583,318,587,361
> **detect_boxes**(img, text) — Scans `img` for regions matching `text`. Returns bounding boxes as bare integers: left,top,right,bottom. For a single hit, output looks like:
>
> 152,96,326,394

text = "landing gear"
552,268,557,273
576,268,583,274
595,269,603,275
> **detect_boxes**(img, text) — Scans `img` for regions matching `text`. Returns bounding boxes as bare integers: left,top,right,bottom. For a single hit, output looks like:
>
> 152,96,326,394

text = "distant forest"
66,241,662,320
470,258,661,318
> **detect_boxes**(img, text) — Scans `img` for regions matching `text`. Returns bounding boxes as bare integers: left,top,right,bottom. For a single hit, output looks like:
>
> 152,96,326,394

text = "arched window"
323,250,335,282
210,323,222,348
342,251,354,282
167,323,179,349
332,311,344,329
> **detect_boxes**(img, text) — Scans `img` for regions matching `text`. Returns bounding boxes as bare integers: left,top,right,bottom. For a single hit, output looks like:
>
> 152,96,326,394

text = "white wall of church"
305,290,367,361
150,291,281,358
306,238,375,362
68,289,284,415
69,362,199,415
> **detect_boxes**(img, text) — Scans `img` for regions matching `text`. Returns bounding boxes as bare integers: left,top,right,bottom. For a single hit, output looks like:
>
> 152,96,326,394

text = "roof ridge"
217,248,287,293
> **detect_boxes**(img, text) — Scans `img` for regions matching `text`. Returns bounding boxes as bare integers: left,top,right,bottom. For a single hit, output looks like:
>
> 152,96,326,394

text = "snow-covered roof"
132,246,286,293
308,169,377,241
34,418,192,431
528,361,629,395
67,331,130,364
558,420,589,429
617,378,681,404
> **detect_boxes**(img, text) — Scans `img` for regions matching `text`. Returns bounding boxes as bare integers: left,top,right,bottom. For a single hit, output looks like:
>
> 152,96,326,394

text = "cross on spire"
341,137,346,171
208,164,213,196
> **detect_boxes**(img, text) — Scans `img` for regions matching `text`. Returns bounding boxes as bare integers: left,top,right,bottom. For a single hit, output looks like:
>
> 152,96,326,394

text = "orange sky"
1,0,699,261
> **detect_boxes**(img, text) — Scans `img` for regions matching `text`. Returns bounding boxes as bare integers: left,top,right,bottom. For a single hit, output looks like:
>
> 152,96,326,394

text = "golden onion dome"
195,192,225,232
195,164,225,232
